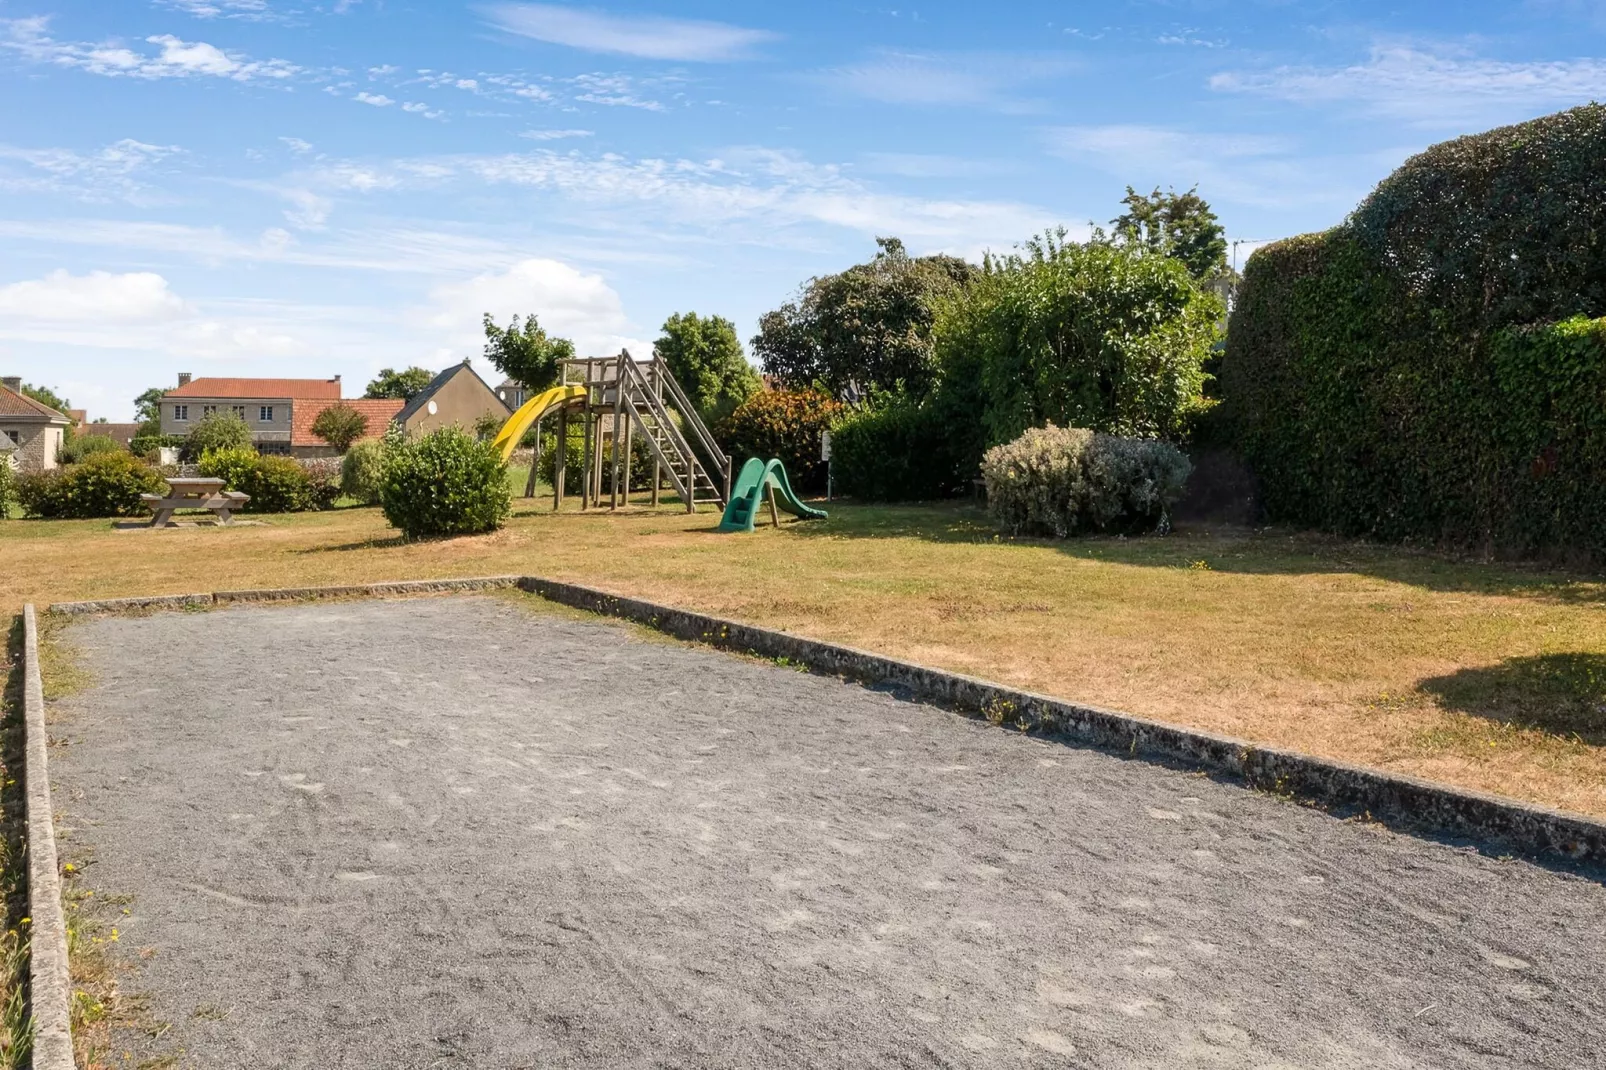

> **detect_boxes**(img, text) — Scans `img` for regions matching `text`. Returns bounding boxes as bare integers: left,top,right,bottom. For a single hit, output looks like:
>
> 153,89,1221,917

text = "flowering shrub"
297,455,343,509
380,426,510,539
717,388,842,491
16,452,165,519
981,424,1190,537
0,456,16,517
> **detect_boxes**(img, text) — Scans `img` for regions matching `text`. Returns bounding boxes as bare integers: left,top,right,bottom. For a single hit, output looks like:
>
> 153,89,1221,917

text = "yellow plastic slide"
490,385,587,462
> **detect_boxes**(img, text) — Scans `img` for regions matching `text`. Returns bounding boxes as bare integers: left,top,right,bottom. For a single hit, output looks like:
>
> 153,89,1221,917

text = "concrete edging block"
22,605,75,1070
513,576,1606,866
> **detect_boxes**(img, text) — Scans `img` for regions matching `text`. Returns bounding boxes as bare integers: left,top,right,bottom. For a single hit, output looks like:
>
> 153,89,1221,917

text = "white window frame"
259,405,274,422
202,404,217,417
232,405,247,418
173,404,189,422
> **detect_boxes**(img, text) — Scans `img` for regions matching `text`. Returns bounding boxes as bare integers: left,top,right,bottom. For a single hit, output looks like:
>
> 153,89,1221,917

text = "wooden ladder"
613,353,731,513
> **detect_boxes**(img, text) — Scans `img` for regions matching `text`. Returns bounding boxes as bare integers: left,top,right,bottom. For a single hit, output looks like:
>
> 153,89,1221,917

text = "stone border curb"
42,575,1606,867
513,577,1606,867
22,605,74,1070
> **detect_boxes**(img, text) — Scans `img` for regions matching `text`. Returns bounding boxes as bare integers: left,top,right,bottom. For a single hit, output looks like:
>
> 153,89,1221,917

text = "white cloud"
482,3,775,62
280,136,314,154
0,269,193,322
156,0,277,20
822,50,1077,108
425,258,648,359
520,129,593,141
859,152,1009,178
281,187,332,228
0,138,181,201
570,73,665,111
3,17,300,81
401,101,445,119
1211,44,1606,125
355,91,394,106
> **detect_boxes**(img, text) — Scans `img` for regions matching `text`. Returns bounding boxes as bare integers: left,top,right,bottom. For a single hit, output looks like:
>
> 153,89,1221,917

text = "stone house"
161,373,343,455
396,360,510,436
0,376,72,472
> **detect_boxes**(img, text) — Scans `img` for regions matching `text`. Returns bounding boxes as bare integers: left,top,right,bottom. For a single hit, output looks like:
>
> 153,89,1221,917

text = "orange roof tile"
168,377,343,400
0,385,72,421
290,398,404,447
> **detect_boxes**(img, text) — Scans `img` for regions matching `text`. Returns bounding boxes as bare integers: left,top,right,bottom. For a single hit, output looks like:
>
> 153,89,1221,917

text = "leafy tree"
134,386,168,423
310,402,370,453
752,237,976,399
182,410,253,460
654,312,761,423
364,366,437,401
483,313,573,393
938,229,1221,448
20,383,69,414
1110,186,1228,282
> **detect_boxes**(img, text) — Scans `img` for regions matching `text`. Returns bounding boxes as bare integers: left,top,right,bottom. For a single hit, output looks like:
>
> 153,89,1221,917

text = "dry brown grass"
5,497,1606,819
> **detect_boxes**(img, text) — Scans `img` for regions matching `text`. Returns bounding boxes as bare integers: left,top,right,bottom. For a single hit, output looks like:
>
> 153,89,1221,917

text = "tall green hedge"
1223,104,1606,557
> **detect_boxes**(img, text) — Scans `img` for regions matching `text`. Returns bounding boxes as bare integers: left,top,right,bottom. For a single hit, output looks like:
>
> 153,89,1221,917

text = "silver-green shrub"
981,424,1190,537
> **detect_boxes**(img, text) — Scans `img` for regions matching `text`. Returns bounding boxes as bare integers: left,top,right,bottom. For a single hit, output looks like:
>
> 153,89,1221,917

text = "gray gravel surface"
48,596,1606,1069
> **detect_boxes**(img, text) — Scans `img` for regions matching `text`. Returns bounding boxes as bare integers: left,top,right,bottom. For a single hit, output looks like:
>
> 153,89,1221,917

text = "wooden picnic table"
141,477,250,527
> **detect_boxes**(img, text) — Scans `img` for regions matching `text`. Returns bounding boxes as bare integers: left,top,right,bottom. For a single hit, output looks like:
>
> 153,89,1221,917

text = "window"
259,405,274,422
3,430,17,446
232,405,246,418
173,404,189,422
202,405,217,417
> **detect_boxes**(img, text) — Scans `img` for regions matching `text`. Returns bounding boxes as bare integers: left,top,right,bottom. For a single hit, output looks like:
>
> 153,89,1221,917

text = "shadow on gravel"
1420,653,1606,747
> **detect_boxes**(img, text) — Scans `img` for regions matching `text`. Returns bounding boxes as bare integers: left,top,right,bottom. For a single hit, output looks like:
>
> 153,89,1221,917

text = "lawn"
4,493,1605,820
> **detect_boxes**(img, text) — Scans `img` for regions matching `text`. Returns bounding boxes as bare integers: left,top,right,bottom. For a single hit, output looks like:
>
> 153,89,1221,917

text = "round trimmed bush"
181,411,252,460
380,427,510,539
341,440,387,504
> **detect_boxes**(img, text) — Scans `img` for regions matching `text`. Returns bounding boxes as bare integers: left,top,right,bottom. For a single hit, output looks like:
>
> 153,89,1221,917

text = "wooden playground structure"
509,351,733,514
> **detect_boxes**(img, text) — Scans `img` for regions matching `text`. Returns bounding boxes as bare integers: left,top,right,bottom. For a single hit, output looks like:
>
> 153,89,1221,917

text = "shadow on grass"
292,535,408,554
1420,654,1606,746
785,499,1606,604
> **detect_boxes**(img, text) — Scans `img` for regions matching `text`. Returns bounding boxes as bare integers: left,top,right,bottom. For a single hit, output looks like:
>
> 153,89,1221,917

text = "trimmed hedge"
341,440,387,504
16,452,165,518
380,427,510,539
717,388,843,491
198,448,336,513
1223,104,1606,557
829,398,972,501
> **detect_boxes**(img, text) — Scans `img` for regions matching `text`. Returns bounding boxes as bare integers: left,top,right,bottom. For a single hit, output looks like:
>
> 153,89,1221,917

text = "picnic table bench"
141,477,250,527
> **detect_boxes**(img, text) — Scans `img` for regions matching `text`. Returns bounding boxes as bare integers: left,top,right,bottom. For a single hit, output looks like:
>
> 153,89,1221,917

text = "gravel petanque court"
49,596,1606,1069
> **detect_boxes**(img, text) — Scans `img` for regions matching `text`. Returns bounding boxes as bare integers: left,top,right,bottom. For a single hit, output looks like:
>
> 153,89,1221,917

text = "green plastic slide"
717,457,828,532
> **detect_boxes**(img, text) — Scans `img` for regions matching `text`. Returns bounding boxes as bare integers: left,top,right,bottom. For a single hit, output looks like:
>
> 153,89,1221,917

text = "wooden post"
621,404,634,508
767,482,781,528
610,352,624,510
554,404,567,511
580,401,592,510
529,415,543,497
651,364,663,508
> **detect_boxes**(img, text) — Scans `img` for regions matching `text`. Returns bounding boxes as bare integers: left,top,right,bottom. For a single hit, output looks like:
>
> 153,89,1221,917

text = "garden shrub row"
197,448,340,513
15,451,165,518
1222,104,1606,557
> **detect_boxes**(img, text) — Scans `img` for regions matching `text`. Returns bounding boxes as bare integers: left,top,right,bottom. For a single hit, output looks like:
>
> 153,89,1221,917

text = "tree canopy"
134,386,168,423
751,237,976,399
364,367,437,401
654,312,761,423
21,383,70,414
310,403,370,453
1110,186,1228,282
483,313,574,392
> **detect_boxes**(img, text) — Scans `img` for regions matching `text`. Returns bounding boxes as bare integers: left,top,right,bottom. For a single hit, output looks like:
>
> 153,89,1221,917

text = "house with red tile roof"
159,372,400,457
1,375,73,472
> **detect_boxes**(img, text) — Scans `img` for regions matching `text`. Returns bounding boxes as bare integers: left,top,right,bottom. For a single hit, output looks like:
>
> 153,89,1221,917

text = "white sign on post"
820,430,832,461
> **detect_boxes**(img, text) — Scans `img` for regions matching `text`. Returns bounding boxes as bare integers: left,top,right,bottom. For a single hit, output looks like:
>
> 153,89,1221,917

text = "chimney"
177,372,192,387
333,374,341,383
1,376,19,394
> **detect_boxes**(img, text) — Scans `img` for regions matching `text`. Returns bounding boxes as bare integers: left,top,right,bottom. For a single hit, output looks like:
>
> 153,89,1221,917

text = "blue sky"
3,1,1605,419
